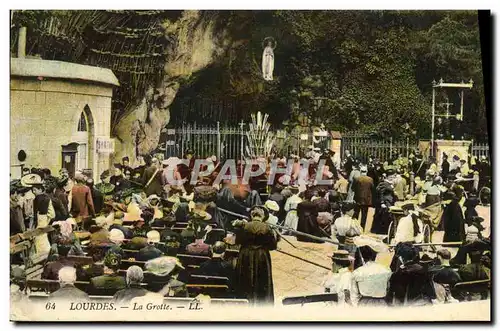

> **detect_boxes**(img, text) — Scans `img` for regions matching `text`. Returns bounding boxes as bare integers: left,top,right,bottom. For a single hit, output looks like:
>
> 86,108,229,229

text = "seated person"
322,250,354,306
113,266,149,304
454,251,490,301
387,245,434,306
145,256,188,296
198,241,234,280
49,266,89,302
136,230,164,262
351,245,392,306
42,240,82,280
107,228,125,257
186,238,212,257
88,252,126,296
458,251,489,282
89,214,114,247
429,249,461,303
160,228,182,256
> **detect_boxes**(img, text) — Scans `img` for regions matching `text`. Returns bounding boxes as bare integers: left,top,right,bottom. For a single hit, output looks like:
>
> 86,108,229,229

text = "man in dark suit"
198,241,233,279
441,153,450,180
86,178,104,215
353,165,374,230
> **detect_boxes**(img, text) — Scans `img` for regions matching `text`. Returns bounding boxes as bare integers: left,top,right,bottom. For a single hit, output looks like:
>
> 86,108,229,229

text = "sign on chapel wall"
96,137,115,154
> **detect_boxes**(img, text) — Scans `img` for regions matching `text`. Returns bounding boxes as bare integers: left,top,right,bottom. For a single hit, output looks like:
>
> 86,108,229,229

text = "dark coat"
136,245,163,262
48,193,68,221
10,199,25,235
296,201,322,243
90,187,104,214
33,193,51,225
371,181,396,234
458,263,489,282
235,221,277,305
113,285,149,304
388,262,435,305
442,200,466,243
353,175,375,206
430,265,462,286
142,165,163,197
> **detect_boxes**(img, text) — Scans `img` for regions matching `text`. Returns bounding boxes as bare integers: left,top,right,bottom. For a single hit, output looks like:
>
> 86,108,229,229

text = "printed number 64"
45,302,56,310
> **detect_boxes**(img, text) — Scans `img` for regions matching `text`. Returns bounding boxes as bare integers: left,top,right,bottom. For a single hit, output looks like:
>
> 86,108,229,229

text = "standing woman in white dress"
283,185,302,231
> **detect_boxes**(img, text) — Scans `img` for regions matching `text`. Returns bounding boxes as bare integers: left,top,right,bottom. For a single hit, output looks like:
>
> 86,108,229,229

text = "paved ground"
271,205,491,302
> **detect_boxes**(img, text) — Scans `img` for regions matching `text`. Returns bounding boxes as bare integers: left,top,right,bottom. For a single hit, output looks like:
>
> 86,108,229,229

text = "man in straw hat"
322,250,355,306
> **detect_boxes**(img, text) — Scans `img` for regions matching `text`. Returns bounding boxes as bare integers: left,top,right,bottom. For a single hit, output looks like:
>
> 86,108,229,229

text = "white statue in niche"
262,37,276,81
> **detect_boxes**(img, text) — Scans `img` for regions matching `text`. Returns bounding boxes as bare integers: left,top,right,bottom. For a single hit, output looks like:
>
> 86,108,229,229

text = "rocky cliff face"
112,11,231,165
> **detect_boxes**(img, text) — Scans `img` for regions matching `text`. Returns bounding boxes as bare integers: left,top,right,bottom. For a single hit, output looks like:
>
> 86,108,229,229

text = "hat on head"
103,252,121,271
358,245,378,261
130,236,148,249
124,203,143,222
250,205,269,222
109,228,125,244
420,254,434,264
20,173,43,187
145,256,184,277
122,156,129,162
147,230,161,243
191,209,212,221
331,250,353,263
437,249,451,260
360,165,368,173
264,200,280,212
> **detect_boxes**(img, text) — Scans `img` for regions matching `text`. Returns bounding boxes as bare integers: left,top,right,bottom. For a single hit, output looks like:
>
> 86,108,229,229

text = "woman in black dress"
371,178,396,234
235,206,278,305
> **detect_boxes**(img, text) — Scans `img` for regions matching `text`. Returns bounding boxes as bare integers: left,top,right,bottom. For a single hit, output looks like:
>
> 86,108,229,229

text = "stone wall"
10,77,113,181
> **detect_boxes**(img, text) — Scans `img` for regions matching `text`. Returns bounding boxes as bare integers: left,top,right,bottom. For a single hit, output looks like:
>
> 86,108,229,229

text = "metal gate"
165,122,247,161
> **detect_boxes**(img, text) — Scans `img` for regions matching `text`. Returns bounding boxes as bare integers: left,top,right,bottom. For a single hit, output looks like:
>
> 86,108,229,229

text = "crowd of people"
9,146,491,306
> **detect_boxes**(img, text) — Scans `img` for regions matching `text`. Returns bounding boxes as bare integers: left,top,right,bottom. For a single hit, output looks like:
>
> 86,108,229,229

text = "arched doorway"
73,105,95,174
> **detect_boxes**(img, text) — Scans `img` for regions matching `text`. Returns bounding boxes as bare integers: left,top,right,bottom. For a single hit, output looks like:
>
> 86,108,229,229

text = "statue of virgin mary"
262,37,276,81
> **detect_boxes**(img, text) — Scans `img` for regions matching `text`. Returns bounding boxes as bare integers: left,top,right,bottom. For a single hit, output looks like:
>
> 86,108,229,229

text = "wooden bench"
120,259,147,269
186,284,230,298
66,255,94,265
26,279,90,293
189,274,229,286
282,293,339,306
224,249,240,259
452,279,490,301
177,254,211,267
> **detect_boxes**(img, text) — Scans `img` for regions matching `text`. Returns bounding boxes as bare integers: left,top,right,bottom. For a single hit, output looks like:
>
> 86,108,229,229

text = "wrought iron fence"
471,142,490,159
165,122,247,161
341,132,419,162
